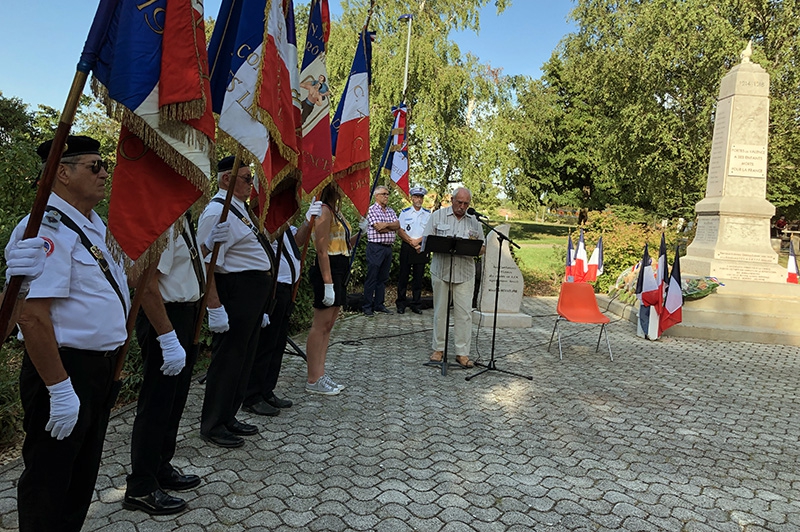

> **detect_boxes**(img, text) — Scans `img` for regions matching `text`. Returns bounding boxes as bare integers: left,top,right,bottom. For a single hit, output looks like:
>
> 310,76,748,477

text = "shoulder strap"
210,197,277,269
179,211,205,297
325,204,352,252
280,232,297,281
46,206,127,316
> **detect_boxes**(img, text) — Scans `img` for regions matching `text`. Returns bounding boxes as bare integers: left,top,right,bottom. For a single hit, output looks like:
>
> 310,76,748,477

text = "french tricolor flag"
788,241,799,284
573,229,588,282
659,248,683,335
331,29,375,216
585,236,604,282
384,104,410,197
86,0,215,263
565,234,575,282
636,244,661,339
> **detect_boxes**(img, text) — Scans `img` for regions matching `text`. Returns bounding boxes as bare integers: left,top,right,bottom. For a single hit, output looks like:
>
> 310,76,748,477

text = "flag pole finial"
399,14,414,100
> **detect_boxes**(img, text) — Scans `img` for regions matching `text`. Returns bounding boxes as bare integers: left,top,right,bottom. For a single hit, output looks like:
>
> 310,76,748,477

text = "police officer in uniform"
123,210,226,514
396,186,431,314
7,136,130,531
243,201,318,415
197,156,273,448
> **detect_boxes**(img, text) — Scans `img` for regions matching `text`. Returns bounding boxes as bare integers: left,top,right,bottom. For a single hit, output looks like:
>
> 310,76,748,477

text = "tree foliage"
506,0,800,220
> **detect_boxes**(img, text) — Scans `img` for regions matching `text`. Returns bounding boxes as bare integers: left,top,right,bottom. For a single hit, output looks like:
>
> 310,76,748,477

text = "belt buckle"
189,246,198,260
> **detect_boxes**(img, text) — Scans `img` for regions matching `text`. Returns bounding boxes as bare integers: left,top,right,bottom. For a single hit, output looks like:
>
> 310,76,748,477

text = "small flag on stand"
87,0,215,264
384,103,410,198
788,241,799,284
659,248,683,335
573,229,588,282
331,29,375,216
635,243,661,340
585,236,604,282
565,234,575,282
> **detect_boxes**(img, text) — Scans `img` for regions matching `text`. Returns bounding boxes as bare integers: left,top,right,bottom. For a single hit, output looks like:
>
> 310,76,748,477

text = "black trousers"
17,348,117,532
126,302,199,497
245,281,293,405
396,242,427,311
201,270,271,436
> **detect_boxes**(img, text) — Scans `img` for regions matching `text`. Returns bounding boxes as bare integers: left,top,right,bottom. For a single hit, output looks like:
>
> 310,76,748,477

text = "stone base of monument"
472,311,533,328
598,280,800,346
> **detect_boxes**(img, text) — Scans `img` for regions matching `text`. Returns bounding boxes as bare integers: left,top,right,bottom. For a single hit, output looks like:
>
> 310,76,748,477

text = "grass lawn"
499,220,572,296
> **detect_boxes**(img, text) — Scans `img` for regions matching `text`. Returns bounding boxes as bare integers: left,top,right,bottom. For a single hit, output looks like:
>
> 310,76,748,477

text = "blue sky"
0,1,576,111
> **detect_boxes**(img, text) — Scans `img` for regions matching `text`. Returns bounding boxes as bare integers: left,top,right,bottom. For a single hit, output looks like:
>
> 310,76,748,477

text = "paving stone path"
0,297,798,531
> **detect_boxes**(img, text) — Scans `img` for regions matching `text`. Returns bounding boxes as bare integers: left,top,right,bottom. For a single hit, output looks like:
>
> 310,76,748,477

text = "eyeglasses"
62,159,108,174
237,174,254,185
376,192,389,196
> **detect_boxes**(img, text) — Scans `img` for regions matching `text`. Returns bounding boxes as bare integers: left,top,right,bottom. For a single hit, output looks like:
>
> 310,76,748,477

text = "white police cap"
409,186,427,196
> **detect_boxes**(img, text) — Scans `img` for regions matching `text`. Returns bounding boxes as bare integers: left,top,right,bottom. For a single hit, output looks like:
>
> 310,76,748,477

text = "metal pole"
399,14,414,101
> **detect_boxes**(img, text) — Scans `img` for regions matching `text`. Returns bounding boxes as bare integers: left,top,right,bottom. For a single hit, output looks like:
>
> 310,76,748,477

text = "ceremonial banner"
209,0,301,233
331,29,375,216
384,103,409,197
86,0,215,262
659,250,683,335
299,0,333,197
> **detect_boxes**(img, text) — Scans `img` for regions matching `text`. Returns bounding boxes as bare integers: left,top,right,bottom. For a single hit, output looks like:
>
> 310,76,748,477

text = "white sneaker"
322,374,345,391
305,376,341,395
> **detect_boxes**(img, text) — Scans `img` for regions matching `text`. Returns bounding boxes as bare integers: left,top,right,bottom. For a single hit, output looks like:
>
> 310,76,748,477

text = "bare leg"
305,306,339,383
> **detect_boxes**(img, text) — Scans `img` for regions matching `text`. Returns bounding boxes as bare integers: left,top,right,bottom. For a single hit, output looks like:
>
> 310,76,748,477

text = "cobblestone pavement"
1,297,799,531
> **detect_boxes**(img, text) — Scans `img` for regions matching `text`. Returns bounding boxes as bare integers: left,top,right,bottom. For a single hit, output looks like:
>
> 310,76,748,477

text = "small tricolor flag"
565,234,575,282
384,104,410,197
636,243,661,340
659,248,683,335
788,241,799,284
585,236,604,282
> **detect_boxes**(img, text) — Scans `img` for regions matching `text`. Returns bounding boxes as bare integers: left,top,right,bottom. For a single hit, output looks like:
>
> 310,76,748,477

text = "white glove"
261,313,270,328
358,218,369,233
322,284,335,306
305,197,322,221
204,221,231,250
157,330,186,376
207,306,230,333
6,238,46,289
45,377,80,440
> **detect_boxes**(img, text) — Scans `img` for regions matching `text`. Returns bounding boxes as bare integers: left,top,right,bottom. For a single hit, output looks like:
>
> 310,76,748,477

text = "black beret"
217,155,236,173
36,135,101,163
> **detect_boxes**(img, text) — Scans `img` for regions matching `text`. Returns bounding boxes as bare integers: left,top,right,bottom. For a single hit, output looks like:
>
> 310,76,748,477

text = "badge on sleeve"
42,210,61,229
41,237,55,257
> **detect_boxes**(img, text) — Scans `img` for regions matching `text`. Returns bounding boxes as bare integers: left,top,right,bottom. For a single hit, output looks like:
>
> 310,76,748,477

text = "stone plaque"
706,101,731,196
693,218,720,243
714,250,776,264
729,144,767,178
478,224,524,314
712,262,781,282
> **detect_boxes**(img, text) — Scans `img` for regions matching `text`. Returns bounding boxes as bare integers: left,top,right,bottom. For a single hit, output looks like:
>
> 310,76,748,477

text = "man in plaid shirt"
362,185,399,316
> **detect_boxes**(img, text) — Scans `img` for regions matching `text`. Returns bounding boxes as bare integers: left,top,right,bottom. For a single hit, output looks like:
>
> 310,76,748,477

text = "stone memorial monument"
472,224,532,328
674,42,800,345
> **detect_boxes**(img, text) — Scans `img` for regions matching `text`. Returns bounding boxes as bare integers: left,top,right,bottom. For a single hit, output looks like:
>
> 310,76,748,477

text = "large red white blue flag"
299,0,333,198
208,0,301,234
788,241,799,284
83,0,215,263
331,29,375,216
659,249,683,335
585,236,604,282
384,104,410,197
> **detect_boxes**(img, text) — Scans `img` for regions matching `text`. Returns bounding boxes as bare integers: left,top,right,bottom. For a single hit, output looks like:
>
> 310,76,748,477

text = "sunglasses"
63,159,109,174
237,174,254,185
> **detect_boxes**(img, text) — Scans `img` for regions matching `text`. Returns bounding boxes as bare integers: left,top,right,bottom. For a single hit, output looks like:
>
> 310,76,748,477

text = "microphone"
467,207,487,219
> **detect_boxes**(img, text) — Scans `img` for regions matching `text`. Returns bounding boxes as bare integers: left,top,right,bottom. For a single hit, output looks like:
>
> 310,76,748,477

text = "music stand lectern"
422,235,483,376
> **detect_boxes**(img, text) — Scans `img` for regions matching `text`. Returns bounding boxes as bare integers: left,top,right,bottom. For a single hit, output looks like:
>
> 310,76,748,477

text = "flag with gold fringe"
84,0,215,264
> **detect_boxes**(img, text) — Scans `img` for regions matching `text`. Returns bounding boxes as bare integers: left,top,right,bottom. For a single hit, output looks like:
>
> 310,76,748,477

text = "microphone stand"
466,216,533,382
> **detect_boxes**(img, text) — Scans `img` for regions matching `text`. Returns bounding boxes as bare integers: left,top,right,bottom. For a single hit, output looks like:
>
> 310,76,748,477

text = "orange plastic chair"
548,282,613,361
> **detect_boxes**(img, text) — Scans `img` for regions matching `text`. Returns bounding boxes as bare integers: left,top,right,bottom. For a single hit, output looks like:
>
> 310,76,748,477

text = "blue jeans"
363,241,393,311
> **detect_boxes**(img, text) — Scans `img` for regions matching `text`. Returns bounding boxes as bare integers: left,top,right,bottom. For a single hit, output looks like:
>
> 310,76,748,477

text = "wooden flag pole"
0,71,88,344
192,149,243,345
113,260,158,380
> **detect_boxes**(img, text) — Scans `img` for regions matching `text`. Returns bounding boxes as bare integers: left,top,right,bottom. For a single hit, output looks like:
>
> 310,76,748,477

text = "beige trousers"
431,275,475,358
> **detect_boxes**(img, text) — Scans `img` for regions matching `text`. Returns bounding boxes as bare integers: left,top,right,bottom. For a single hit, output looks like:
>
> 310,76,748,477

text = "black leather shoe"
123,489,187,515
265,394,293,409
158,469,201,491
396,307,406,314
243,400,280,416
363,309,374,316
201,431,244,448
411,307,423,314
227,419,259,436
375,306,394,314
